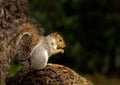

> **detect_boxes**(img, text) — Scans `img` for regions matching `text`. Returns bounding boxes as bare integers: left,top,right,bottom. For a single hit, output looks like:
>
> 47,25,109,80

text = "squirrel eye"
59,39,62,42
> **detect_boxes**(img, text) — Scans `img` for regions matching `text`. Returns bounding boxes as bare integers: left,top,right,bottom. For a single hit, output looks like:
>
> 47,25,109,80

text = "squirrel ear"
54,32,58,37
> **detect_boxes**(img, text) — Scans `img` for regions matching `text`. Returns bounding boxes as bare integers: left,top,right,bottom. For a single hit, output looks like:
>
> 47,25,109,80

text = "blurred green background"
10,0,120,85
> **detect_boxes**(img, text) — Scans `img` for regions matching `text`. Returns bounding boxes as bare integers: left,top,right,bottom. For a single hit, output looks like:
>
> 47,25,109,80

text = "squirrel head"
53,32,66,49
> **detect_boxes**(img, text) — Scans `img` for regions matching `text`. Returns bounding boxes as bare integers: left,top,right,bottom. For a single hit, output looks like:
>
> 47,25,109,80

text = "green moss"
8,64,22,77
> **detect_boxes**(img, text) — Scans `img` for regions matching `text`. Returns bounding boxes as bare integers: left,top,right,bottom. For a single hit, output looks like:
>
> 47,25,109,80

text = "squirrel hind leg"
30,48,49,70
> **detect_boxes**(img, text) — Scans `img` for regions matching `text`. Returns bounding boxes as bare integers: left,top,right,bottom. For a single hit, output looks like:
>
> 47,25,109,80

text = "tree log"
7,64,94,85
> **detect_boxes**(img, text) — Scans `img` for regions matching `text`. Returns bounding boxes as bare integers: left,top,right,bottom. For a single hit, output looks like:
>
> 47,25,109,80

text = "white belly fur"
30,45,49,70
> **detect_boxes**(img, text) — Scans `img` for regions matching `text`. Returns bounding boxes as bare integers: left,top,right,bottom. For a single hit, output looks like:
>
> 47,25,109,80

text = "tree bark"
6,64,93,85
0,0,30,84
0,0,30,29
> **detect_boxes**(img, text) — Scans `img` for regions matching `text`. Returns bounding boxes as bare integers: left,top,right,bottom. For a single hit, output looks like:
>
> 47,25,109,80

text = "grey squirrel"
16,23,66,70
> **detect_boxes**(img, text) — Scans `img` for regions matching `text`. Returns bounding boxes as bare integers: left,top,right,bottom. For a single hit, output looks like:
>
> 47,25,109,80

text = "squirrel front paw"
60,49,64,54
54,49,64,55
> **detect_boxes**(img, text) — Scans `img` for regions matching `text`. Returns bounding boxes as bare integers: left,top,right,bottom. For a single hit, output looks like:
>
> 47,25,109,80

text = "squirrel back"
14,23,41,62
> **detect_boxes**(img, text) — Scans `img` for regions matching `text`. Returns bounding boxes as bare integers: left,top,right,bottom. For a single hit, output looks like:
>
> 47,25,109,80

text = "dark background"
10,0,120,85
